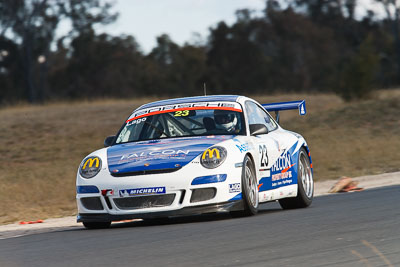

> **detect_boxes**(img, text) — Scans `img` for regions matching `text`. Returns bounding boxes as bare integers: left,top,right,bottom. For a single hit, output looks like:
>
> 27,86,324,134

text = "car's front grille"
113,194,176,210
81,197,104,210
111,168,181,177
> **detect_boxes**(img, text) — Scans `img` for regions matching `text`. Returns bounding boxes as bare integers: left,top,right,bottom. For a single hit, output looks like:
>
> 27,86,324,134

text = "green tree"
375,0,400,82
293,0,345,22
0,0,117,103
0,36,22,103
51,30,145,99
147,34,207,96
206,12,272,94
337,35,380,101
264,6,340,91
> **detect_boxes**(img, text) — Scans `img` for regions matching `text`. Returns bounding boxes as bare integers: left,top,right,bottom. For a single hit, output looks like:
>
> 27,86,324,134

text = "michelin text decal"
119,187,166,197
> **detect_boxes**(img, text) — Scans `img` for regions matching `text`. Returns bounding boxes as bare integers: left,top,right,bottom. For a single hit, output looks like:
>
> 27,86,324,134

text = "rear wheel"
279,147,313,209
82,221,111,229
231,155,259,217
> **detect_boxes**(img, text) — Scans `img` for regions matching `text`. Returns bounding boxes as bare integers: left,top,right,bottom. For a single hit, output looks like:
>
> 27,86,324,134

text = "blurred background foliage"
1,0,400,104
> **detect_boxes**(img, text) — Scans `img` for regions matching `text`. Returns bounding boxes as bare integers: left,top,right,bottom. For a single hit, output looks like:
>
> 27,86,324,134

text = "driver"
214,109,240,133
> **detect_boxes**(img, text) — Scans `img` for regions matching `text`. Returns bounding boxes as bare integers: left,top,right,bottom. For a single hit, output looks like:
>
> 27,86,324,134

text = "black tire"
279,147,314,209
231,155,259,217
82,221,111,229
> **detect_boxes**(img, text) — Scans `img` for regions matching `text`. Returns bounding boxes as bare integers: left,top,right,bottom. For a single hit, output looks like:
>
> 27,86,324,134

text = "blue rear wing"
262,100,306,123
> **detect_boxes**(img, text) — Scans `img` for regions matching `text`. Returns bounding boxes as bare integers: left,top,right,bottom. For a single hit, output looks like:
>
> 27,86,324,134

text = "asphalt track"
0,185,399,267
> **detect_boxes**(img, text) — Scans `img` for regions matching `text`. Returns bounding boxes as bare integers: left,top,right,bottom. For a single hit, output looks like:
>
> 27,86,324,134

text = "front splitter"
77,200,244,222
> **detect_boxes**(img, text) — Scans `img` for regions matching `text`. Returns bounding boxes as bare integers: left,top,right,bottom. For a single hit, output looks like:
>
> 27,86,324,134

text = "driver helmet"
214,109,238,132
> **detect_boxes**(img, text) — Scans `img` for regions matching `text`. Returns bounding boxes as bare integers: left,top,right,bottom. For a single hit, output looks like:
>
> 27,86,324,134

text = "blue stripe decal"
259,142,299,192
77,185,100,194
229,193,242,201
191,174,227,185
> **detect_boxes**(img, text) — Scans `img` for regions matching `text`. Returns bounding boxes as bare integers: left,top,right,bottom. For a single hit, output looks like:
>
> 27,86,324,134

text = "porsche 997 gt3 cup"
76,95,314,229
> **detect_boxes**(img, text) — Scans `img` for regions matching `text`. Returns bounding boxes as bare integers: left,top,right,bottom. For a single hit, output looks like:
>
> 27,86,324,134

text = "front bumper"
77,163,244,222
77,200,244,222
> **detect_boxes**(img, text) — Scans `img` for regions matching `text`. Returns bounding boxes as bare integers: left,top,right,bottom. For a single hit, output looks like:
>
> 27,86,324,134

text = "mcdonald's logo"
82,157,100,169
202,148,220,160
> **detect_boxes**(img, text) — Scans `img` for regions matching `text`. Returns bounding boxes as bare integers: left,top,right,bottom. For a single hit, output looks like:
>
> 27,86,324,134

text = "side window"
245,101,277,132
262,109,277,131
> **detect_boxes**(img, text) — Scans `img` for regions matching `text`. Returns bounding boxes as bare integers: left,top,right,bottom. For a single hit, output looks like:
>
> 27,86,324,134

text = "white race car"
76,95,314,229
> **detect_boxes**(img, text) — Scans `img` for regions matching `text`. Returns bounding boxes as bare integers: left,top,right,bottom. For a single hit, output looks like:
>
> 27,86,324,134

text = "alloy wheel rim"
245,163,257,207
300,152,313,198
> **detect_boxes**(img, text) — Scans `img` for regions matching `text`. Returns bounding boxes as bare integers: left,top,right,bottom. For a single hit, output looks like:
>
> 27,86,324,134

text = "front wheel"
279,147,313,209
231,155,259,217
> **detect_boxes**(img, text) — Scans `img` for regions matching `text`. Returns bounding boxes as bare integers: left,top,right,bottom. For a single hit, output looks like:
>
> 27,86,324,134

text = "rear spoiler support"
262,100,306,123
275,111,280,123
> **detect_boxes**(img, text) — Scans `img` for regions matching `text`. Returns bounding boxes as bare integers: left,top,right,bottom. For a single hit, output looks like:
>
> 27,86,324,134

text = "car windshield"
115,102,246,144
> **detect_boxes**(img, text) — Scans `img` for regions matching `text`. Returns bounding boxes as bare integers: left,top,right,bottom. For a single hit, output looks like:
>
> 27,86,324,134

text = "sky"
96,0,384,54
99,0,265,53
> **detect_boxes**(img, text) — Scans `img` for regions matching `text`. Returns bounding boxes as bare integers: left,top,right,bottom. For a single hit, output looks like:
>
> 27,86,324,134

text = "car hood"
107,136,234,175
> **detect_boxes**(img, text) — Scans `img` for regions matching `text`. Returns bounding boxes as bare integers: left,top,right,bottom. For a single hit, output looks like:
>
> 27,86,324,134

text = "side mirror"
249,124,269,136
104,136,116,147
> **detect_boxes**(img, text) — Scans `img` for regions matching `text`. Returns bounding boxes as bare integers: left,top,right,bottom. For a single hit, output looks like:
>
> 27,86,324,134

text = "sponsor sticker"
119,187,166,197
233,138,250,153
202,148,221,160
120,149,190,163
126,117,147,126
271,178,293,188
229,183,241,193
270,150,295,189
271,150,292,172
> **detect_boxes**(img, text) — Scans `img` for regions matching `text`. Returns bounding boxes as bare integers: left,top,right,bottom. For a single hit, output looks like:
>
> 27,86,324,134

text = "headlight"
79,156,102,179
200,146,227,169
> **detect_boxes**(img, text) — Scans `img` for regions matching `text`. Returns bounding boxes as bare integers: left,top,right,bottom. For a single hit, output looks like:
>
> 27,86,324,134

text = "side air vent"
190,188,216,203
81,197,104,210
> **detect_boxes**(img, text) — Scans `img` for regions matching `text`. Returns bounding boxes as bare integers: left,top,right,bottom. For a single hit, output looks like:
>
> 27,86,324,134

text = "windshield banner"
127,101,242,123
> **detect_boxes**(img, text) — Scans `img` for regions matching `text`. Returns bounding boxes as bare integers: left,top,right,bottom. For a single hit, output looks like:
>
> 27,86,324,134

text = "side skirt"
258,184,298,203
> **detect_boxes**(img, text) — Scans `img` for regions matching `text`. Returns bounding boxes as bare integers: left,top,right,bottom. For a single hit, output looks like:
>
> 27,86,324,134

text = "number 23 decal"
174,110,189,116
259,144,268,168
